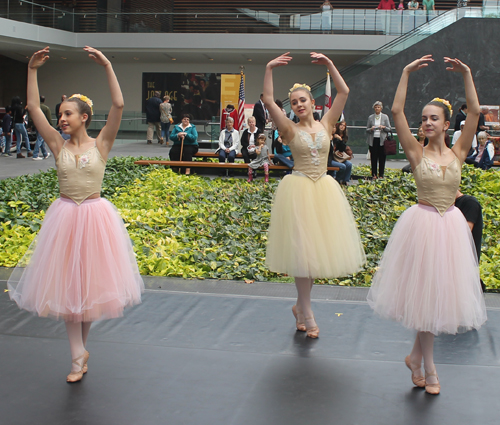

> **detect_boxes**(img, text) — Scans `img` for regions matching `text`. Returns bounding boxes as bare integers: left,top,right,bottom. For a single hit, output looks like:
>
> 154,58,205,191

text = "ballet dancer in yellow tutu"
264,52,366,338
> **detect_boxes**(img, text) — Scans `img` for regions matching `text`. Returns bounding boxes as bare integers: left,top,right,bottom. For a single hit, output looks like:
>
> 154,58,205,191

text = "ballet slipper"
425,371,440,395
67,354,85,383
304,316,319,339
405,355,425,388
292,305,306,332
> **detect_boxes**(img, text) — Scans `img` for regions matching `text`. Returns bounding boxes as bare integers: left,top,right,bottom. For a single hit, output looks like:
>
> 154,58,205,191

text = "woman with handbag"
328,121,352,185
366,101,392,179
160,95,173,145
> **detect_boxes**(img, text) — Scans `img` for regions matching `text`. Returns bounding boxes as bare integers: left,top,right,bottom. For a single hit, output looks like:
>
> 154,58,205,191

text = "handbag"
384,132,397,156
333,150,350,163
247,144,256,154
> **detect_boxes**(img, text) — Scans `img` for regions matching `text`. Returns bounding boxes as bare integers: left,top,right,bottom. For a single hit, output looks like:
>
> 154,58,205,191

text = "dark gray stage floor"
1,271,499,425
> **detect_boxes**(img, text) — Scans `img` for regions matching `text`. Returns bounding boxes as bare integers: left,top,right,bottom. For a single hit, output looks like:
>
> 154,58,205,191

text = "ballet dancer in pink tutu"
367,55,487,395
8,46,144,382
264,52,365,338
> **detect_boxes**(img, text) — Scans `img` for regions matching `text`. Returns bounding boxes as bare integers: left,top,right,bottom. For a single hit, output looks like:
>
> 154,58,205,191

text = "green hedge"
0,158,498,288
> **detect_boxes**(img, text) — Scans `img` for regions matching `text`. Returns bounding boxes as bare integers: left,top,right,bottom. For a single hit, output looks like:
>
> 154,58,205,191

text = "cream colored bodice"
56,143,106,205
287,128,329,181
413,149,461,216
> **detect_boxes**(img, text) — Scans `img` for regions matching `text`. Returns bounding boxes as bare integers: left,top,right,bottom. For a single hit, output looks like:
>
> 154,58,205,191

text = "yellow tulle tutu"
266,173,366,278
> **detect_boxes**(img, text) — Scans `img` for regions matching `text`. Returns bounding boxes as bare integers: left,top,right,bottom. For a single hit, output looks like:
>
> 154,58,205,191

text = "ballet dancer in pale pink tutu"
8,46,144,382
367,55,487,395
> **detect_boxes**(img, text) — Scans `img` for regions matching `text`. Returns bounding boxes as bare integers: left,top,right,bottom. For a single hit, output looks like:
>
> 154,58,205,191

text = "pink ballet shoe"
82,350,90,374
305,316,319,339
425,371,440,395
66,353,85,383
405,355,425,388
292,305,306,332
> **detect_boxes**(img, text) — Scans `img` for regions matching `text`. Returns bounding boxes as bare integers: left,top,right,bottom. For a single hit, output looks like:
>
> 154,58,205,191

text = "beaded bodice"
287,128,329,181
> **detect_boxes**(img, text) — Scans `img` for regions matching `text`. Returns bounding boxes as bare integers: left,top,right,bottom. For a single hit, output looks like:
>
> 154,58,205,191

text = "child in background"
248,134,272,182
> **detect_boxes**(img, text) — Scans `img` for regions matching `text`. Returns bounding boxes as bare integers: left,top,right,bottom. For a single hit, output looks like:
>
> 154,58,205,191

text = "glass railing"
290,7,485,108
0,1,472,36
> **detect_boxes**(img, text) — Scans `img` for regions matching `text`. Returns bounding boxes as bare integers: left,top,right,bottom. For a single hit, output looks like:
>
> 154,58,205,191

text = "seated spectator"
452,120,477,153
247,134,272,183
273,129,294,170
465,131,494,170
169,114,199,174
328,122,352,185
218,117,241,164
240,116,261,163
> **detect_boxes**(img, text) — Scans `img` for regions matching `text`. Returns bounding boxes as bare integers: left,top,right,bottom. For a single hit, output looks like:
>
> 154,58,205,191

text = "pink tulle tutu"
8,198,144,322
367,204,487,335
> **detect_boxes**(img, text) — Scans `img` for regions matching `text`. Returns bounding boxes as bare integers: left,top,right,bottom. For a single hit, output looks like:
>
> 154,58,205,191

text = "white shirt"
451,130,477,149
373,114,382,138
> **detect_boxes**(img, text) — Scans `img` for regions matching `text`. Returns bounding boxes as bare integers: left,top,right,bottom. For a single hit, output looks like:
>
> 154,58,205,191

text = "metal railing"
1,0,484,36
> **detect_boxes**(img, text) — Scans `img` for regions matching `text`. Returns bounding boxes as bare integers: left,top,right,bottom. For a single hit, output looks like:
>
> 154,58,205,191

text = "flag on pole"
324,71,331,117
237,70,245,130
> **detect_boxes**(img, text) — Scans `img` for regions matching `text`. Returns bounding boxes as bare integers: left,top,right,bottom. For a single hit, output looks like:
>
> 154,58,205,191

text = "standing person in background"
220,104,238,131
2,106,13,156
160,95,172,146
366,101,391,179
454,104,467,131
55,94,67,126
145,91,163,145
320,1,333,33
408,1,419,10
422,0,435,21
253,93,267,133
377,0,396,9
32,95,53,160
11,96,33,158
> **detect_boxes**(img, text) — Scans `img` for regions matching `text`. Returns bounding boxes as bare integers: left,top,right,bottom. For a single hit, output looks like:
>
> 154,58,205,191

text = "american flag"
236,71,245,130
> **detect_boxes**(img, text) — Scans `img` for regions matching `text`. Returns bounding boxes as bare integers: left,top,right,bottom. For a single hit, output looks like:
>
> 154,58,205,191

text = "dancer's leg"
82,322,92,347
419,331,438,384
65,322,85,372
295,277,318,337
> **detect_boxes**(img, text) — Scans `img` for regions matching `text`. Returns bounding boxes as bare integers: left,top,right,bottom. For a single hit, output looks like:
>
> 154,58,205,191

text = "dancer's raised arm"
312,52,349,136
27,47,64,156
88,46,124,155
263,53,296,141
447,58,480,163
391,55,434,168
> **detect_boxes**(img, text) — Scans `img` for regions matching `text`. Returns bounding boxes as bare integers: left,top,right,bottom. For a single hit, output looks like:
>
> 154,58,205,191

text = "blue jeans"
330,160,352,183
219,149,236,163
14,123,31,154
274,153,294,169
161,122,171,141
33,131,48,158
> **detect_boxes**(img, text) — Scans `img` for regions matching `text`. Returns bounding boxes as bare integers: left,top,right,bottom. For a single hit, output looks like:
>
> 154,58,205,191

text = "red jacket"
221,108,239,130
377,0,396,9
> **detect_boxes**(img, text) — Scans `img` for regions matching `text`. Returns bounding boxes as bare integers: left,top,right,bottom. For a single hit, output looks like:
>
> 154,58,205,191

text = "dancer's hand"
84,46,111,67
310,52,332,66
29,47,50,70
444,57,470,74
404,55,434,73
266,53,292,69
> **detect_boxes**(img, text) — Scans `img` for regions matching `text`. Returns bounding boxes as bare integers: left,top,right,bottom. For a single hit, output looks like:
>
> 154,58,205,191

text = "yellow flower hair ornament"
69,94,94,115
431,97,452,116
288,83,312,98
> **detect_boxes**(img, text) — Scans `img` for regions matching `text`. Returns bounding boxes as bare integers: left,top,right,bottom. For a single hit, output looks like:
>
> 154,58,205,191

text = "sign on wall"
142,72,221,120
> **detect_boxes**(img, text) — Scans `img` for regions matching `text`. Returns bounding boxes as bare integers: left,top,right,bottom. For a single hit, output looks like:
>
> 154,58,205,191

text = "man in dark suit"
252,93,267,133
145,91,163,144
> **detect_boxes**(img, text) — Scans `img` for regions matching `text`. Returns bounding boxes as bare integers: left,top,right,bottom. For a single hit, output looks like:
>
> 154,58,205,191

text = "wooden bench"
193,151,276,160
134,160,339,173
